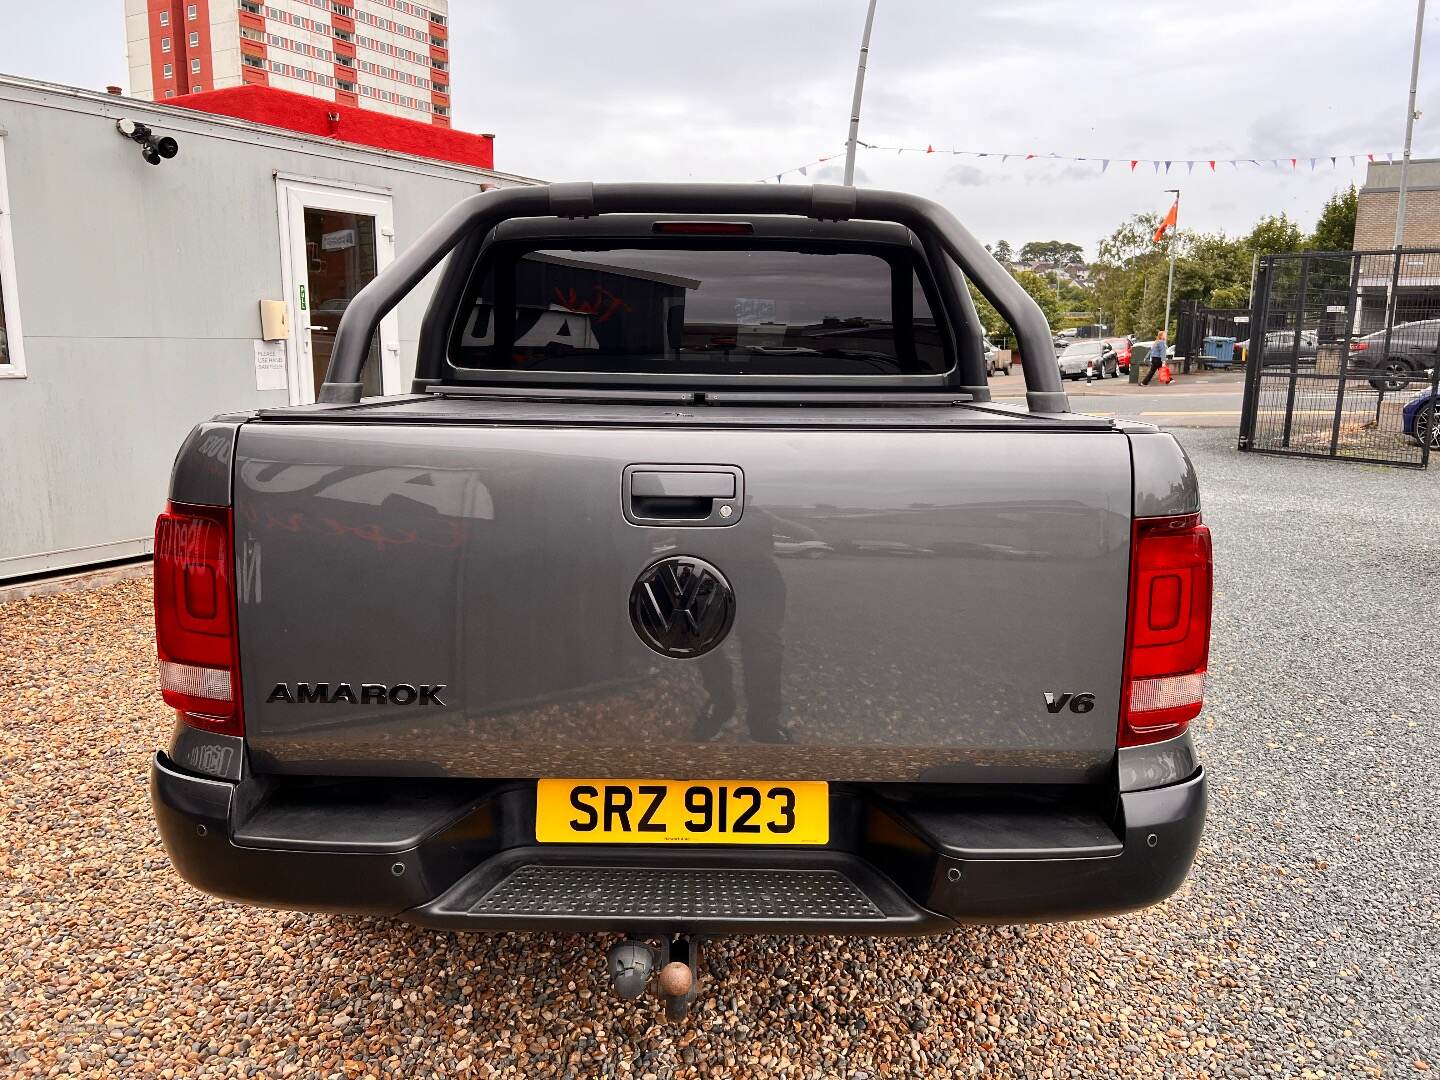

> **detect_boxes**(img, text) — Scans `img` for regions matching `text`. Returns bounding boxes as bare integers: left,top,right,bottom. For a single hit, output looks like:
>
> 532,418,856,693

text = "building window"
0,138,25,378
161,36,171,52
429,11,446,25
164,89,175,98
191,58,201,73
191,84,203,93
159,10,170,25
239,25,263,41
187,3,197,19
240,0,262,12
242,53,264,69
189,30,199,46
163,63,173,77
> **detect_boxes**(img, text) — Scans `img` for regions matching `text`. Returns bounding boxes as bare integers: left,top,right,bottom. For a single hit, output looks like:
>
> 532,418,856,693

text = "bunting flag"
758,142,1396,183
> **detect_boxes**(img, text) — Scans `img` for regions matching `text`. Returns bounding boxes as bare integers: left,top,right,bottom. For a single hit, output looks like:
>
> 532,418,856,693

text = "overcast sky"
0,0,1434,257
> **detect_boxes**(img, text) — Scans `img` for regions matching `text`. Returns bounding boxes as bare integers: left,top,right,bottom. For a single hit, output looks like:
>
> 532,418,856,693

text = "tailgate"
234,422,1132,783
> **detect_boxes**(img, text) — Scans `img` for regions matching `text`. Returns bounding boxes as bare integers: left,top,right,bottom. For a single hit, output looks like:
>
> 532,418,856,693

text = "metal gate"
1177,301,1251,372
1238,249,1440,468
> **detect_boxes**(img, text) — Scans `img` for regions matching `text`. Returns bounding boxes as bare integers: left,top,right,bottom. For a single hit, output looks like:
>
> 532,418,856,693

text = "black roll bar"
319,183,1069,413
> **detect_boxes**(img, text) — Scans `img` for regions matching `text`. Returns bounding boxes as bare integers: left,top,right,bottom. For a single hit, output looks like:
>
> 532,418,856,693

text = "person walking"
1141,330,1168,386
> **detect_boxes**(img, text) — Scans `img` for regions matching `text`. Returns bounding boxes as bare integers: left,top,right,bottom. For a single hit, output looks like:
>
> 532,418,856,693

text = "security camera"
116,119,180,165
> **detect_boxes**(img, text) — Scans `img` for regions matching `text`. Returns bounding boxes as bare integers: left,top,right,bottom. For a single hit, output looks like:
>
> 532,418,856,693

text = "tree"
993,239,1014,264
1243,214,1304,258
966,267,1079,343
1208,282,1251,308
1011,270,1066,328
1019,240,1084,267
1309,185,1357,252
1092,213,1166,335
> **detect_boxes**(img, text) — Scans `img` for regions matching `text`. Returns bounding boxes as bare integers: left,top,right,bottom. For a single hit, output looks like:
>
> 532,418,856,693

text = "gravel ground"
2,427,1436,1078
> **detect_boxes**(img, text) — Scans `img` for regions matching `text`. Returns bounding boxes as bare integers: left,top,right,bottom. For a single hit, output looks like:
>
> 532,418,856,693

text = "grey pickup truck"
149,183,1210,1017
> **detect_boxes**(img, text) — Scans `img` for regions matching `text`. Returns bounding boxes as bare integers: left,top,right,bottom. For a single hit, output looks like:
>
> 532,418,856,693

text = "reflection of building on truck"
461,252,698,359
460,251,942,370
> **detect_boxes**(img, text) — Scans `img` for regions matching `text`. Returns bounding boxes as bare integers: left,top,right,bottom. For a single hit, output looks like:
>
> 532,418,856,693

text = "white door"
276,178,400,404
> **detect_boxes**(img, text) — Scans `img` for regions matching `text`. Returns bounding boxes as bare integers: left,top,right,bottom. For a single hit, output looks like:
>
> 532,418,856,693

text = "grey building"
0,74,537,580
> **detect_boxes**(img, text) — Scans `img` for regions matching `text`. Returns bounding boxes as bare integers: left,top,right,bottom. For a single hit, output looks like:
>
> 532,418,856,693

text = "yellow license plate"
535,779,829,845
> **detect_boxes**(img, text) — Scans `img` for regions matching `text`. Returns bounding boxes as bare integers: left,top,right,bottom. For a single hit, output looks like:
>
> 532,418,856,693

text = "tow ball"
606,935,702,1020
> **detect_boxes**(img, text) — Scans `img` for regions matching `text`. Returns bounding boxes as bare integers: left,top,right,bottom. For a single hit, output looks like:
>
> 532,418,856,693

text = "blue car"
1402,390,1439,449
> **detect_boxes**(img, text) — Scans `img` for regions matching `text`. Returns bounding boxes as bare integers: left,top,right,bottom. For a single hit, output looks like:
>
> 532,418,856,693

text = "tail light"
1349,341,1369,352
1119,513,1212,747
154,502,243,737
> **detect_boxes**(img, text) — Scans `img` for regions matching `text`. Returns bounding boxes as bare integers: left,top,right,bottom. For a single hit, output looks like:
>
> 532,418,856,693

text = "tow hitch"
606,935,702,1020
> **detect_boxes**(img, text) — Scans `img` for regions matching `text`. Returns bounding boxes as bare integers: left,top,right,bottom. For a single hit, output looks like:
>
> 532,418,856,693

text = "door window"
302,207,381,397
0,137,24,377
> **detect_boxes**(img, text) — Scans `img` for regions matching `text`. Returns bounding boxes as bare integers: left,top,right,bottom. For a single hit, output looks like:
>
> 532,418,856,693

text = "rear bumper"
150,752,1206,934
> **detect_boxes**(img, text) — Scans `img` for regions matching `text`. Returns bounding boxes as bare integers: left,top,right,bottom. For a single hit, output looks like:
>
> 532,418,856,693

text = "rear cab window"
446,233,954,380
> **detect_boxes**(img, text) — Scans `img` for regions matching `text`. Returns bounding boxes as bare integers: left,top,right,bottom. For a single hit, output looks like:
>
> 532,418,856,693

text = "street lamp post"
842,0,880,187
1395,0,1428,247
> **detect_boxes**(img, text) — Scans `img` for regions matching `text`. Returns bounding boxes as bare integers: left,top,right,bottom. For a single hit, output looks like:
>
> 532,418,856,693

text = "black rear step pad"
405,846,946,935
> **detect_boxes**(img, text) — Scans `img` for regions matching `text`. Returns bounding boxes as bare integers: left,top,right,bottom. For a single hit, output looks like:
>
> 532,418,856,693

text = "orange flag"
1153,200,1178,244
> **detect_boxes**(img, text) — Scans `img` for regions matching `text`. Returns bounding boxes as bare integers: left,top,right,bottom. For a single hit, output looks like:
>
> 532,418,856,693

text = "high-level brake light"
652,221,755,235
1119,512,1212,747
154,502,243,737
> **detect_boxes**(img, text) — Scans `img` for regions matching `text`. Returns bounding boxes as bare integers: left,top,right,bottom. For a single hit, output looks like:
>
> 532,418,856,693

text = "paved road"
991,369,1246,427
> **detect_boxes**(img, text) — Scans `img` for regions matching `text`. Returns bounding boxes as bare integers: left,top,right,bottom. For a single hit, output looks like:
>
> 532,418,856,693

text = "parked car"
1348,318,1440,391
1403,389,1439,449
1102,336,1133,374
1058,338,1119,379
147,183,1210,1019
1236,329,1318,367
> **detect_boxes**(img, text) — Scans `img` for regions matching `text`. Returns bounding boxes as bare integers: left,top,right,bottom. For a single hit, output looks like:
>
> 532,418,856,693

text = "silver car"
1057,339,1118,379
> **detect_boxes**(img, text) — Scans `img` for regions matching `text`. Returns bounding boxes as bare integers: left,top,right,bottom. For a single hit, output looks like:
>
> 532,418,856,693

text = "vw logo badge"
629,556,735,659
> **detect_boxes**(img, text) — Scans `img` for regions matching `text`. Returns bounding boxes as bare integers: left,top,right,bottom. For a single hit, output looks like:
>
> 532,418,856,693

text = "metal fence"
1238,249,1440,468
1177,301,1251,372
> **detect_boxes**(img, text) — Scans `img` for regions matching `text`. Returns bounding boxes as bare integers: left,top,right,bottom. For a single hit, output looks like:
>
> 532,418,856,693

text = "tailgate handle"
631,471,735,499
624,465,743,527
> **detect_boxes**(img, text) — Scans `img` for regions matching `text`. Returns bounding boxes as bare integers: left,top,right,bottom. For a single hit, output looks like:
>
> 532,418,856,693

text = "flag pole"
842,0,880,187
1163,188,1180,343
